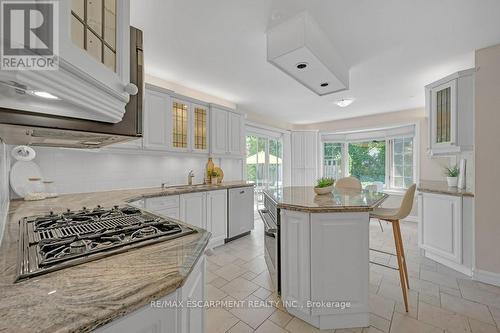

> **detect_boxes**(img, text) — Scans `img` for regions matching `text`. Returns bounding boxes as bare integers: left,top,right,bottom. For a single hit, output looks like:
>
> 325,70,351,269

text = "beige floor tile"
252,270,274,290
459,280,500,309
254,320,289,333
241,256,268,274
253,287,272,300
227,321,254,333
467,318,499,333
489,305,500,328
209,252,239,266
211,276,230,288
228,295,276,329
370,313,390,332
441,292,495,324
268,309,293,328
362,327,386,333
369,293,395,320
418,301,471,332
241,271,258,280
440,285,462,297
420,268,460,289
408,277,440,297
221,277,260,300
285,317,335,333
390,311,443,333
214,263,248,281
207,284,228,301
377,279,418,309
336,328,363,333
232,258,249,266
206,308,240,333
419,292,441,307
206,270,219,283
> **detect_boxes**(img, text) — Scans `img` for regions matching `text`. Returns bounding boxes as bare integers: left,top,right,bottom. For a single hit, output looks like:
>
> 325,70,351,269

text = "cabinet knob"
124,83,138,95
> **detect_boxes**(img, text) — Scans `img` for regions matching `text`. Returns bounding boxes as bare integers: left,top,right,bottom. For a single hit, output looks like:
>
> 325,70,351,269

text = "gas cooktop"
16,205,195,281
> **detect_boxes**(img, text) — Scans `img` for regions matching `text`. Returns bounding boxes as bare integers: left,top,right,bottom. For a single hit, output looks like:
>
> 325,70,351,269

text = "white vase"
447,177,458,187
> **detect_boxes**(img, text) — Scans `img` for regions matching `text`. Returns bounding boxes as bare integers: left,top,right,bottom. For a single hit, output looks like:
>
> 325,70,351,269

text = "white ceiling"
130,0,500,124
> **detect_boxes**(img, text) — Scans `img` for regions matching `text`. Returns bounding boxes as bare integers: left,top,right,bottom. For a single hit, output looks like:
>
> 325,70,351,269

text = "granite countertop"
264,186,388,212
0,181,252,333
418,180,474,197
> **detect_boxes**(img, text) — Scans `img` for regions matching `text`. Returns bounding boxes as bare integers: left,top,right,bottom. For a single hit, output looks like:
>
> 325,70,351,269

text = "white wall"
10,146,243,196
0,140,10,243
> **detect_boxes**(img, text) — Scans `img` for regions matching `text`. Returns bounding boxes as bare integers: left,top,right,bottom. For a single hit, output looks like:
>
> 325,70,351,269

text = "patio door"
246,133,283,207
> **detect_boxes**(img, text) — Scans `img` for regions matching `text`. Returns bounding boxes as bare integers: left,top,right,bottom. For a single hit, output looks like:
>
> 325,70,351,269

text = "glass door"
246,134,283,208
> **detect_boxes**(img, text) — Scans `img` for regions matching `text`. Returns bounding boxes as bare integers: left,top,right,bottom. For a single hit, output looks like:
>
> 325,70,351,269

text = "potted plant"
314,177,335,195
210,170,219,185
445,165,459,187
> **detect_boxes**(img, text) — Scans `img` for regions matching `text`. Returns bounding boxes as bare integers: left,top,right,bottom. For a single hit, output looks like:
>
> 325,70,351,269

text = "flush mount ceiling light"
267,11,349,96
334,98,354,107
32,91,59,100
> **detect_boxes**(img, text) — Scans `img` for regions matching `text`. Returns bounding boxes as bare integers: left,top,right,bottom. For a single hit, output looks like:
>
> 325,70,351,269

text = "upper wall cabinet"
0,0,133,123
425,69,474,156
143,84,210,154
210,105,245,158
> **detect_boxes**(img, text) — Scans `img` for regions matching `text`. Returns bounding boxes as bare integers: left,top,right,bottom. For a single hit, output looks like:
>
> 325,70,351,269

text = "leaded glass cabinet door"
171,99,190,151
192,104,209,153
431,80,457,150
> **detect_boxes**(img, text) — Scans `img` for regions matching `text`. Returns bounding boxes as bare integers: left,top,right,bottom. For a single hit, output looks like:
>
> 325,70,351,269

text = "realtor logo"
1,0,58,70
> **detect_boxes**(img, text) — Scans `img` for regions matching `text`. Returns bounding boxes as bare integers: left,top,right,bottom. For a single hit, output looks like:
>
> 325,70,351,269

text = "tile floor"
205,213,500,333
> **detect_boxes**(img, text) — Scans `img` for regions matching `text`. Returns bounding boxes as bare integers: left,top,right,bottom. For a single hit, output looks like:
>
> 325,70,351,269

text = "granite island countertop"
0,181,252,333
418,180,474,197
264,186,388,212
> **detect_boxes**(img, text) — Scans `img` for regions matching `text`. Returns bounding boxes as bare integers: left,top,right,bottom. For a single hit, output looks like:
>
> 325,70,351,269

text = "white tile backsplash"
11,146,243,196
0,140,10,244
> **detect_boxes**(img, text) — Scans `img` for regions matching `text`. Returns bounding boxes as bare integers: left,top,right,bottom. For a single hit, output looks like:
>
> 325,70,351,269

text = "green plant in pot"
444,165,459,187
314,177,335,195
210,170,219,185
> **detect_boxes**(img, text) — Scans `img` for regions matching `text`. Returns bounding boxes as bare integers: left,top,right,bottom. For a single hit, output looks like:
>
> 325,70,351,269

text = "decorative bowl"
314,185,333,195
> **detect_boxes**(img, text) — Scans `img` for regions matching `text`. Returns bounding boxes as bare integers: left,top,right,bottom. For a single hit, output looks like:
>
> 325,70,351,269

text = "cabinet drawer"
144,195,180,211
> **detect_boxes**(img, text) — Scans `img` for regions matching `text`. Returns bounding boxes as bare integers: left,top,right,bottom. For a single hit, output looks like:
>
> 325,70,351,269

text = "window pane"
103,46,115,71
104,0,116,48
348,141,386,187
323,142,343,180
87,0,103,36
71,15,84,50
72,0,84,19
194,107,207,150
391,137,414,189
86,29,102,62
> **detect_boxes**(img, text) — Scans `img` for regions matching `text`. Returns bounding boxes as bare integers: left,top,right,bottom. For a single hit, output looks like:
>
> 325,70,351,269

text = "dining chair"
369,184,416,312
335,176,362,190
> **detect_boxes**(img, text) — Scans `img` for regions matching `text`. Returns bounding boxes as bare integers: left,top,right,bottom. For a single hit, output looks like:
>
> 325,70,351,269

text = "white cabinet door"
280,210,311,317
156,207,180,220
180,257,206,333
228,187,254,238
210,107,228,155
180,193,206,229
310,212,369,316
228,112,244,156
206,190,227,247
420,193,462,263
144,88,170,150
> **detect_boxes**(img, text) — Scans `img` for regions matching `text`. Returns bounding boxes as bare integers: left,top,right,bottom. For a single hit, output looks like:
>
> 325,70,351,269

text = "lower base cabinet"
418,192,473,276
95,256,206,333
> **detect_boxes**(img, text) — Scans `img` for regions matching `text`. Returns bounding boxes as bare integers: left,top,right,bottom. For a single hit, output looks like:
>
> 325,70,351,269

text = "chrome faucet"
188,170,195,185
161,182,168,189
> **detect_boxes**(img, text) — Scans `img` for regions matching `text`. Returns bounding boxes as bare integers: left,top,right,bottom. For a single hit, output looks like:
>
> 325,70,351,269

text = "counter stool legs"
391,219,409,312
394,221,410,289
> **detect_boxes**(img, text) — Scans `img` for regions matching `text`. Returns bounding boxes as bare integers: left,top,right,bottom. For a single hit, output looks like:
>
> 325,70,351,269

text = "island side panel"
280,209,312,321
310,212,370,329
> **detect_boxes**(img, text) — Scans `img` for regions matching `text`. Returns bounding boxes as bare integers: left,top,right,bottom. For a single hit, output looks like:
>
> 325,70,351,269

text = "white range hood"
267,12,349,96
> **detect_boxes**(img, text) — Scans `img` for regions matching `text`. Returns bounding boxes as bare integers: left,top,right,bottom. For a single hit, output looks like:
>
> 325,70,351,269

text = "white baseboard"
473,268,500,287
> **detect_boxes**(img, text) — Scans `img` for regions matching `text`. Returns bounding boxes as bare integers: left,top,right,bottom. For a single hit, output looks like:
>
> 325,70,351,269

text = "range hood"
267,11,349,96
0,27,143,149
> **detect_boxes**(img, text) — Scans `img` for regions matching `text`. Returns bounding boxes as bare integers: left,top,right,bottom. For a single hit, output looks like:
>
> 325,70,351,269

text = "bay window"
320,125,417,190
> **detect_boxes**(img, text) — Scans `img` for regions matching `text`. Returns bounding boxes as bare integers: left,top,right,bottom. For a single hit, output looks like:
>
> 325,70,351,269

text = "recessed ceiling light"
320,82,329,87
296,62,308,69
334,98,354,107
32,91,59,100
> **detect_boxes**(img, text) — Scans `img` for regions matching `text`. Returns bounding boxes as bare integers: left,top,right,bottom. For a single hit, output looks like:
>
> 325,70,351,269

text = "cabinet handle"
240,190,245,194
124,83,138,95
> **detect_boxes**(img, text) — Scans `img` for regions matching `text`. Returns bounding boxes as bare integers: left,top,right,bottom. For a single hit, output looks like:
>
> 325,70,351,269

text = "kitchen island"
0,181,252,333
264,186,388,330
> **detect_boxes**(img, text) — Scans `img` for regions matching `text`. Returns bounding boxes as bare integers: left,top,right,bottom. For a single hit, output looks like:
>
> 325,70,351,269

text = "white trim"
425,251,472,277
245,121,290,136
0,200,8,247
473,269,500,287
